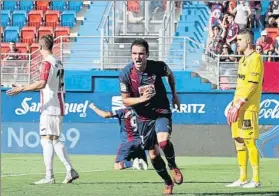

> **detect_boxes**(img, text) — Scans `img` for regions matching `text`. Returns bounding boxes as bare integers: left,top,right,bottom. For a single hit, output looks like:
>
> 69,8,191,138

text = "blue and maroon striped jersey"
119,60,171,119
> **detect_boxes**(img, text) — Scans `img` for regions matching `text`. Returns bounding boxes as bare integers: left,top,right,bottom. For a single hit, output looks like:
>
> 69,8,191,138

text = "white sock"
41,138,54,179
53,139,72,172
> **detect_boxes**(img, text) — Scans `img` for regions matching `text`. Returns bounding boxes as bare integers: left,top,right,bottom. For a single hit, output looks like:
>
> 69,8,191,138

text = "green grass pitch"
1,154,279,196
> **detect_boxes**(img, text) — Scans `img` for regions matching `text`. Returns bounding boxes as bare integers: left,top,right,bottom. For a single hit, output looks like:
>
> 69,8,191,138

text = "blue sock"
123,160,133,168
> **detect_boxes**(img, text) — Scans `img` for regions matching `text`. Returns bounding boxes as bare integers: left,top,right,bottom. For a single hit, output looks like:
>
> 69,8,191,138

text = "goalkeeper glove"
227,99,246,125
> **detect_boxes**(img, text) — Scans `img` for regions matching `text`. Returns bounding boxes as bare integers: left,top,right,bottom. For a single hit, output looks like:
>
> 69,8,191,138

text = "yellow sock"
244,139,260,183
235,141,247,182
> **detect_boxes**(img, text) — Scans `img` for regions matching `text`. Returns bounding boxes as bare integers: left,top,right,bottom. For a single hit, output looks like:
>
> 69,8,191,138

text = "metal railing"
58,35,205,71
204,52,279,90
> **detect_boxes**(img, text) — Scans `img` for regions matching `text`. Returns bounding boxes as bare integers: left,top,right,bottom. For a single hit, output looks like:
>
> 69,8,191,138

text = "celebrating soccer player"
6,35,79,184
89,102,148,170
119,39,183,194
226,29,263,188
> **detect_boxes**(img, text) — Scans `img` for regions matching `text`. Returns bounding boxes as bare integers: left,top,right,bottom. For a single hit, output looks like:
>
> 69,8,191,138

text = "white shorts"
40,113,63,136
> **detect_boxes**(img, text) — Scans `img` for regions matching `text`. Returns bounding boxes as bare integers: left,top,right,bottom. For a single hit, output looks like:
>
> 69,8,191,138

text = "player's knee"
235,140,246,151
159,140,169,151
157,132,169,143
149,150,159,160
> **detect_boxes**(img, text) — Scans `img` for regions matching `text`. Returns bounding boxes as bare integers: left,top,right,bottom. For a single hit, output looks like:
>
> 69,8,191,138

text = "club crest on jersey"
138,84,156,97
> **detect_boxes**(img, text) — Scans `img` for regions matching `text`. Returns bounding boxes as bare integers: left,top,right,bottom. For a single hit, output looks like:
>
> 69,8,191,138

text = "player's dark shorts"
115,139,146,163
137,114,172,150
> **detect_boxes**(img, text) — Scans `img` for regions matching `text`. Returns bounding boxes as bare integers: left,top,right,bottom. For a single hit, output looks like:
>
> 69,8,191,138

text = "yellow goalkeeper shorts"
231,110,259,139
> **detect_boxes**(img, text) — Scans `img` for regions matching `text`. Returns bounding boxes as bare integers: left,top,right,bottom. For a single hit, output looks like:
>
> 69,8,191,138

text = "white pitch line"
1,169,112,178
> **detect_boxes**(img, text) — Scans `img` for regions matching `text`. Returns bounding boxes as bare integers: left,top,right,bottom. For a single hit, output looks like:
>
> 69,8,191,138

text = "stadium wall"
2,90,279,157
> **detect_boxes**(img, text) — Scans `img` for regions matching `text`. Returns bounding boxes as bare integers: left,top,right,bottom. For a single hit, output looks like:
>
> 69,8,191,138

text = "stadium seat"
68,1,83,12
35,1,50,12
4,26,20,42
12,11,27,29
38,26,54,40
3,1,17,11
61,11,76,28
28,10,43,27
51,1,67,12
30,43,40,58
1,43,10,59
45,10,60,28
21,26,37,44
1,10,11,27
54,26,70,42
265,28,279,41
19,1,34,12
16,43,29,60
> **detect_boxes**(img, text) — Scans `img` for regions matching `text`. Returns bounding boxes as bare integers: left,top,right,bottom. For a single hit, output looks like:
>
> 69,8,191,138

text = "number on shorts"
56,61,64,92
130,116,138,132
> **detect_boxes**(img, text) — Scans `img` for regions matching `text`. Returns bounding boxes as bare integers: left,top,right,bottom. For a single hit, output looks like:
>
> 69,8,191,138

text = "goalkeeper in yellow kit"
226,29,263,188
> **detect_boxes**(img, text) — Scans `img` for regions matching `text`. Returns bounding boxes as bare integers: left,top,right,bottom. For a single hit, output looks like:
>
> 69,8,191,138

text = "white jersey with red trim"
40,54,65,116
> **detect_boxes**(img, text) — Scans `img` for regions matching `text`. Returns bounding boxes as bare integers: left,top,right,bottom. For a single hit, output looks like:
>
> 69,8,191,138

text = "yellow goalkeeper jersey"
233,52,264,112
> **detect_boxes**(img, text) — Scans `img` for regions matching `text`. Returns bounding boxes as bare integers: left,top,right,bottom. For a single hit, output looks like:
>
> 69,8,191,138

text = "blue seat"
1,10,11,27
51,1,67,12
68,1,82,12
3,1,17,11
61,11,76,28
12,11,27,29
19,1,34,12
4,26,20,42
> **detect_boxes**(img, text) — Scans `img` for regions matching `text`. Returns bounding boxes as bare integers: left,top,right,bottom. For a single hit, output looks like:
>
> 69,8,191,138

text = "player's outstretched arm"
89,103,113,118
6,80,47,96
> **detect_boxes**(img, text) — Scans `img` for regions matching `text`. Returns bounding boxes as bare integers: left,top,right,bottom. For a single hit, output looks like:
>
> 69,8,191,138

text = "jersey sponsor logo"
15,97,88,117
138,84,156,97
224,99,279,119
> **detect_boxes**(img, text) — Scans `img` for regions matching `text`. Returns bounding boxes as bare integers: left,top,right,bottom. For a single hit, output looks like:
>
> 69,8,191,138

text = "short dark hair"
130,39,149,54
40,35,54,50
238,29,254,41
212,25,220,31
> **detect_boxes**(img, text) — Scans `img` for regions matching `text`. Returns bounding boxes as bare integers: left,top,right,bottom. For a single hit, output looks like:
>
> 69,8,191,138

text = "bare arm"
121,92,152,107
165,67,180,109
6,80,47,96
89,103,113,118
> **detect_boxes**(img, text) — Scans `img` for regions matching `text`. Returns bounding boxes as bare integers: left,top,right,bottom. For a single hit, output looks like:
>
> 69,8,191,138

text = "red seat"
36,1,50,12
21,26,37,44
1,43,10,59
16,43,29,53
45,10,60,28
16,43,29,60
265,28,279,41
28,10,43,28
38,26,54,40
54,26,70,42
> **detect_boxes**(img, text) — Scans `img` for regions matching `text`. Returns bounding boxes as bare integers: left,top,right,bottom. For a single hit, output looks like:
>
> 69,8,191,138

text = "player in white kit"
6,35,79,184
